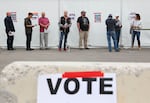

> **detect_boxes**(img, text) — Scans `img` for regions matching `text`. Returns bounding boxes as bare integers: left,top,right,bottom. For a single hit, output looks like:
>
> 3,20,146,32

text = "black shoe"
26,48,34,51
8,48,15,50
85,48,89,50
30,48,34,50
64,48,67,51
11,48,16,50
45,48,49,50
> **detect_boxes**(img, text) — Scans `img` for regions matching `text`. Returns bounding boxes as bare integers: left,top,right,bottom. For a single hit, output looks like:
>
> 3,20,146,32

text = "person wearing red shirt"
39,12,50,50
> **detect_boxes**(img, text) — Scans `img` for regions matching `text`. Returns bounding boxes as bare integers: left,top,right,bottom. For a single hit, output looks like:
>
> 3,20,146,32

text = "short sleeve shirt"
39,17,50,32
24,17,32,33
77,16,89,31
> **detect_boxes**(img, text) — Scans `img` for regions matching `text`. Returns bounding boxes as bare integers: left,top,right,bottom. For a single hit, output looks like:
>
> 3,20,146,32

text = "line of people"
4,11,141,52
105,13,141,52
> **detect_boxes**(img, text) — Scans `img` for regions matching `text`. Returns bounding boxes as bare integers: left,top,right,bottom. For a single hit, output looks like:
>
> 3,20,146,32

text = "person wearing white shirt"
130,14,142,50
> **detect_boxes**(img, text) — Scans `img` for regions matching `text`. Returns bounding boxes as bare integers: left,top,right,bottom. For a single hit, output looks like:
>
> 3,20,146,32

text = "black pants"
6,33,14,50
115,30,121,48
26,32,32,49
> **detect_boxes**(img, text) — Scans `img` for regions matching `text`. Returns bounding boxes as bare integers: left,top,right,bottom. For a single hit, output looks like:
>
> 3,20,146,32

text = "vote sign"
37,71,117,103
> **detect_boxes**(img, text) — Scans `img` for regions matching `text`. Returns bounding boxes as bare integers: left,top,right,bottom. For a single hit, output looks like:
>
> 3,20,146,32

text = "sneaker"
115,50,120,52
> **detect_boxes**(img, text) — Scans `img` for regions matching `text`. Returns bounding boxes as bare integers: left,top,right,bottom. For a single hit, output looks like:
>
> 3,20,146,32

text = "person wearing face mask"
77,10,90,50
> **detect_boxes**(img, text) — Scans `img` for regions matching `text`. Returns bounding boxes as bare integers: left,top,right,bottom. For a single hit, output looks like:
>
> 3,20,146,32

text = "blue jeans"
59,31,68,49
107,31,118,52
132,31,141,48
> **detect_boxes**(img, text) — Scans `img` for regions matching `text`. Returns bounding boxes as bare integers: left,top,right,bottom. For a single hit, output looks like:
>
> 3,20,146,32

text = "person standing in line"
130,13,142,50
58,11,71,51
39,12,50,50
24,12,35,51
115,15,122,49
105,14,119,52
77,10,90,50
4,12,15,50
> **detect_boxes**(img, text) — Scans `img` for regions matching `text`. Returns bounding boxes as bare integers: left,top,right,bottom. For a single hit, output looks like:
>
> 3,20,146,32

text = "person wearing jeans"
58,11,71,51
131,13,142,50
107,31,118,52
59,31,68,51
105,14,119,52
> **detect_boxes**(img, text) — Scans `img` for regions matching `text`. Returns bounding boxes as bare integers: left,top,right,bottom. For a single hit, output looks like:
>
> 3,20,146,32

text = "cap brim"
81,11,86,13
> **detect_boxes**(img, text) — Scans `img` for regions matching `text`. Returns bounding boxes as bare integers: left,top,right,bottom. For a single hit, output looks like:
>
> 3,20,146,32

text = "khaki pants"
79,31,88,48
40,32,48,49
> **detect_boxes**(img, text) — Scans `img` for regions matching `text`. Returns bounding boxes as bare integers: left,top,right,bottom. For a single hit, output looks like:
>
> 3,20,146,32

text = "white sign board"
37,71,117,103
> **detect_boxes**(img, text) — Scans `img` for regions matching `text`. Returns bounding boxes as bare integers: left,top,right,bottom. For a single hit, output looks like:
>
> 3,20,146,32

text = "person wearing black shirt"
77,10,90,50
58,11,71,51
105,14,119,52
4,12,15,50
24,13,35,51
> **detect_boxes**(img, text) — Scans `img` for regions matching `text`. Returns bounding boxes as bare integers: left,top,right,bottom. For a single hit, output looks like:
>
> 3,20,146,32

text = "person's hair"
28,12,33,16
136,13,141,20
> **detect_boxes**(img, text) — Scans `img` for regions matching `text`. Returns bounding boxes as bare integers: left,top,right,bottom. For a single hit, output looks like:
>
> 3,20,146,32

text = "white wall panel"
0,0,150,48
0,0,59,47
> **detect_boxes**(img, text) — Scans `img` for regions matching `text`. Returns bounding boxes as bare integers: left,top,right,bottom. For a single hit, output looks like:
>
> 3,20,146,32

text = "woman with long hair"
131,13,142,50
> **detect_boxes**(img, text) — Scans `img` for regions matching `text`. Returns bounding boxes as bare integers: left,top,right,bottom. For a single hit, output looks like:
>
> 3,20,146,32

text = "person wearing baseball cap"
105,14,119,52
77,10,90,50
81,10,86,13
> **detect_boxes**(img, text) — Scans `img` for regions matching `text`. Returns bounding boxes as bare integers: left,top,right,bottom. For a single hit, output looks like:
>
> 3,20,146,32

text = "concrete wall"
0,62,150,103
0,0,150,48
